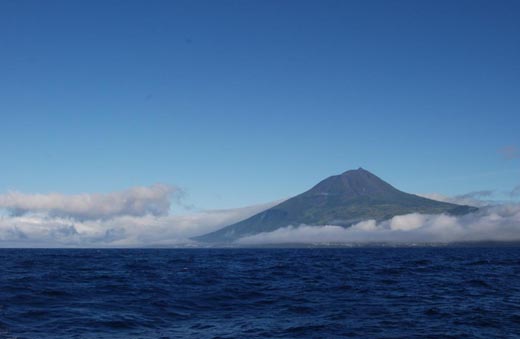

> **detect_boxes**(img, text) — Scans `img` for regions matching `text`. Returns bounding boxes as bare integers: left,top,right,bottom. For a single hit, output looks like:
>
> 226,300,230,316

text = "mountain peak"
340,167,375,178
307,168,397,199
344,167,366,174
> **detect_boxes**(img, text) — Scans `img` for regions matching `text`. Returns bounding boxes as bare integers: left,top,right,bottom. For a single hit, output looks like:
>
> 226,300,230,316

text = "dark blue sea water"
1,247,520,339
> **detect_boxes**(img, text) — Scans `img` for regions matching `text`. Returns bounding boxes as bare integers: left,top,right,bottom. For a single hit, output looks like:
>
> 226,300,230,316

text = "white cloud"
0,184,175,220
0,199,280,247
389,213,425,231
238,204,520,245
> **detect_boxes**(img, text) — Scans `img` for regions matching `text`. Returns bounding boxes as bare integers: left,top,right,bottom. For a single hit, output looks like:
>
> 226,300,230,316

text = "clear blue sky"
1,0,519,210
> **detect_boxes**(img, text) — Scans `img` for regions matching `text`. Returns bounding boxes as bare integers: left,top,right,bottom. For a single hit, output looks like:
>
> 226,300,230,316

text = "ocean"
1,247,519,338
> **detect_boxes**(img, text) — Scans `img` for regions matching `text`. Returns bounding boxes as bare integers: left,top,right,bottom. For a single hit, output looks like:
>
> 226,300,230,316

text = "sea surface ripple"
1,247,520,338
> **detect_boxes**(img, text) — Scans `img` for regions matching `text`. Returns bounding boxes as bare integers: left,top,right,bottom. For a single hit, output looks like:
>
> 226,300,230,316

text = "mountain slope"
193,168,477,243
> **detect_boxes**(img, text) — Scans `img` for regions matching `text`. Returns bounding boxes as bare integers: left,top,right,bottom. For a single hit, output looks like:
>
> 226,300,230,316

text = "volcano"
193,168,477,243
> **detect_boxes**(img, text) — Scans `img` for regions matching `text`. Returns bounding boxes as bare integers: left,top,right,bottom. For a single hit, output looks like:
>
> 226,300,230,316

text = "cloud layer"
239,204,520,245
0,184,175,220
1,184,520,247
0,199,280,247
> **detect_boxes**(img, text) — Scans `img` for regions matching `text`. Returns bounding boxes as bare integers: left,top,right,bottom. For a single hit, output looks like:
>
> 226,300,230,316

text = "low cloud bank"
0,199,279,247
238,204,520,244
0,184,175,220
